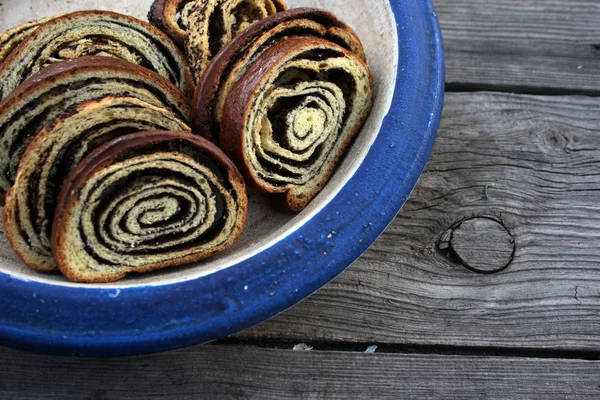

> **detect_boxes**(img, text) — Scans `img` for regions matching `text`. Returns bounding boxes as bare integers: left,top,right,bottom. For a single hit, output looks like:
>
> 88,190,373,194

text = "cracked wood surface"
1,345,600,399
238,92,600,351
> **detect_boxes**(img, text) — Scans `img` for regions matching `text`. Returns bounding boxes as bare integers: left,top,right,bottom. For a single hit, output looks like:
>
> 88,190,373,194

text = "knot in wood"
539,126,580,154
438,216,515,274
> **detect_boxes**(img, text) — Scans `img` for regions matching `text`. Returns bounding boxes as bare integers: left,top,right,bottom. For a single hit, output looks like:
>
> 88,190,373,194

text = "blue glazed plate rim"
0,0,444,357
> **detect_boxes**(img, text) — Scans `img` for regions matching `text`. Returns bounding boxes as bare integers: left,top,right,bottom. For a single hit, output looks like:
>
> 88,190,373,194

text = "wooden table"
2,0,600,398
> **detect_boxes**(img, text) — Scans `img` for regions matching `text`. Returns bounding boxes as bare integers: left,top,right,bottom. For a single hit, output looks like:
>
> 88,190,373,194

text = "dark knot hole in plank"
437,216,516,274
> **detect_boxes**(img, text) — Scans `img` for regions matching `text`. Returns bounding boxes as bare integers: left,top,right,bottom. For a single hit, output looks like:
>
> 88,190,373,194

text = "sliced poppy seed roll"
0,11,193,100
193,7,365,143
3,97,191,272
185,0,287,84
148,0,196,47
0,56,191,200
53,131,247,283
220,37,374,212
0,16,57,63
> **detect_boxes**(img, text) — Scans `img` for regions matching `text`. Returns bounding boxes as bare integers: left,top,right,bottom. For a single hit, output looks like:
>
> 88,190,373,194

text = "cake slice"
3,97,191,272
219,37,373,212
0,56,191,200
53,131,247,283
192,7,365,143
0,11,193,100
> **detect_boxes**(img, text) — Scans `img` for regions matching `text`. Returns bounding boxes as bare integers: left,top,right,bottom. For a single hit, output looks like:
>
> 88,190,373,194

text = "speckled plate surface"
0,0,444,356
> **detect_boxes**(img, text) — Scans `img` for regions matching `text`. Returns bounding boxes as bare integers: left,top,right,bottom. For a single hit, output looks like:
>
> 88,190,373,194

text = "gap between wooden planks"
0,344,599,399
237,91,600,352
435,0,600,95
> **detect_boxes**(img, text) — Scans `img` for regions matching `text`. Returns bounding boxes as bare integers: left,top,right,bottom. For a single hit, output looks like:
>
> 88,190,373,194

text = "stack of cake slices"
0,0,373,282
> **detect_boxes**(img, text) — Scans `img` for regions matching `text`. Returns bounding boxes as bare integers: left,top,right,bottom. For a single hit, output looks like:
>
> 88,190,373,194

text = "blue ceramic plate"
0,0,444,356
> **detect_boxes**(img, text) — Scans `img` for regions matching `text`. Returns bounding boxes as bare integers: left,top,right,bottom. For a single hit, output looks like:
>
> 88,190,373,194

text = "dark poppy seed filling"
3,97,190,272
192,7,366,144
185,0,288,84
0,11,192,100
0,56,190,197
148,0,197,46
208,4,228,57
83,169,226,263
176,1,195,31
219,37,373,212
51,131,247,283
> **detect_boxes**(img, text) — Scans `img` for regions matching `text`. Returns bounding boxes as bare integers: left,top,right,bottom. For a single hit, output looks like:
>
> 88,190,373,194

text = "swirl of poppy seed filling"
2,97,190,272
193,8,366,144
0,57,191,197
220,38,373,211
0,11,191,100
54,136,246,283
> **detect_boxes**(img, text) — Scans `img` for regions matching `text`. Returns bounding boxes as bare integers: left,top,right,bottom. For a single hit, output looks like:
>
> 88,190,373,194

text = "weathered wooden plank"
238,92,600,351
1,345,599,399
435,0,600,94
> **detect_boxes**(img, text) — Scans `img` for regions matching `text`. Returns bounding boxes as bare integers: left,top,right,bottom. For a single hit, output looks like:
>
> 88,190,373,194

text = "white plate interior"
0,0,398,287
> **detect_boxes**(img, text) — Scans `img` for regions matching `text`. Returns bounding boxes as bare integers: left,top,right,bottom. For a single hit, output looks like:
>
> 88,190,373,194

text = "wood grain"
435,0,600,94
1,344,599,399
238,92,600,351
